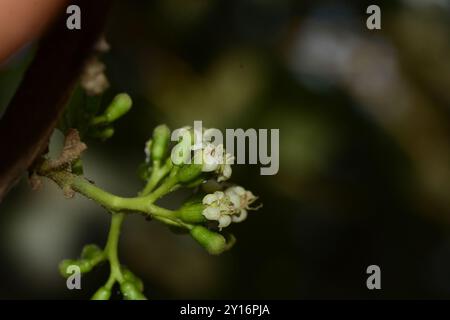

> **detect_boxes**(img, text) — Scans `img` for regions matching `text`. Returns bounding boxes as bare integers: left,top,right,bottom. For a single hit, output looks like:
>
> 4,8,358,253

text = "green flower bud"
58,259,92,278
59,259,76,278
151,125,170,161
177,202,206,223
78,259,93,273
190,226,227,255
122,268,144,292
81,244,103,261
103,93,132,123
177,164,202,183
120,281,147,300
171,129,193,165
91,286,111,300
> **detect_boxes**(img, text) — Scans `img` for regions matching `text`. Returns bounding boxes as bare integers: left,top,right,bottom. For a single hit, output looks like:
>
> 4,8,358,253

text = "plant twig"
0,0,112,202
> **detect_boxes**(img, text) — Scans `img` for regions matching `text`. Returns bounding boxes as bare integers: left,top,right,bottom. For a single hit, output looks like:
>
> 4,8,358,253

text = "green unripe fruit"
122,268,144,292
81,244,103,261
151,125,170,161
103,93,132,123
177,203,206,223
120,281,147,300
177,164,202,183
190,226,227,255
91,286,111,300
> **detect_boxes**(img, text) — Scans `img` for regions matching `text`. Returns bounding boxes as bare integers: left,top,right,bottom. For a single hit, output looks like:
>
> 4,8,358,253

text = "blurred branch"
0,0,112,201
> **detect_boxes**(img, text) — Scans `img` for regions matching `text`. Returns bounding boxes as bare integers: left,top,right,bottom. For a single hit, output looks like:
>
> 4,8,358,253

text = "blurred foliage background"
0,0,450,299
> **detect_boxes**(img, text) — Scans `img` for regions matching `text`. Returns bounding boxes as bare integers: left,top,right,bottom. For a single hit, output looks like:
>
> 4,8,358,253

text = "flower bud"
103,93,132,123
120,281,147,300
59,259,76,278
58,259,92,278
177,164,203,183
91,286,111,300
122,268,144,292
170,128,193,165
177,202,206,223
151,125,170,161
81,244,103,261
190,226,227,255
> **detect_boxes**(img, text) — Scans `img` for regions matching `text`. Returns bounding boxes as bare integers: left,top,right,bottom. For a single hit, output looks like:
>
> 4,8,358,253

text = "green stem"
43,167,192,300
140,161,161,196
104,212,125,286
90,114,108,126
140,159,173,196
145,173,179,203
45,170,177,221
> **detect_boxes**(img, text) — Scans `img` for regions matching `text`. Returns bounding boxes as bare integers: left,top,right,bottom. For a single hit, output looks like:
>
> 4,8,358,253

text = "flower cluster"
144,124,261,253
50,85,262,298
202,186,259,229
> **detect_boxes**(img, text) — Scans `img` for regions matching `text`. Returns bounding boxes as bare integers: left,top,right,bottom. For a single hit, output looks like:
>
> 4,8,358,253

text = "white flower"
217,152,234,182
218,215,232,229
225,186,259,223
194,142,234,182
202,128,222,146
191,127,217,151
202,191,235,229
202,186,260,229
201,143,224,172
172,126,234,181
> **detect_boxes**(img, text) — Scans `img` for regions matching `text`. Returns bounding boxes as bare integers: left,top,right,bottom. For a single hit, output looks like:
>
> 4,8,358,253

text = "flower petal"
202,207,221,220
218,215,232,229
232,209,248,223
203,194,217,205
